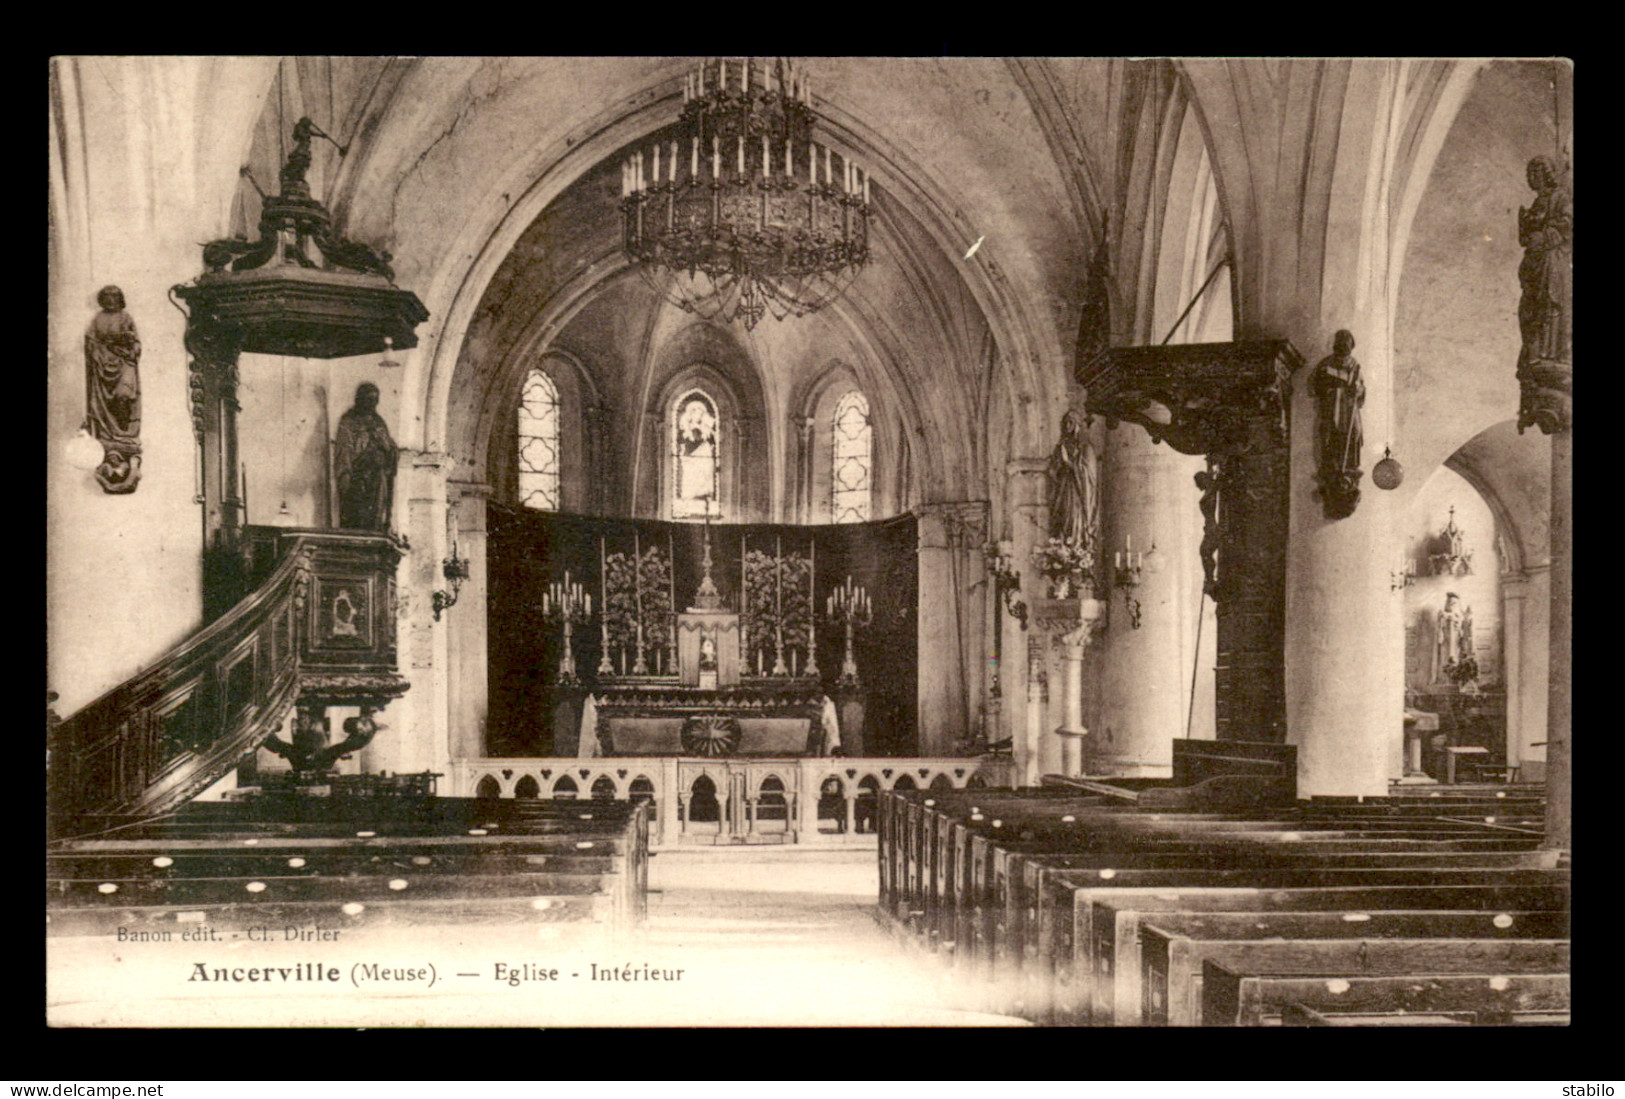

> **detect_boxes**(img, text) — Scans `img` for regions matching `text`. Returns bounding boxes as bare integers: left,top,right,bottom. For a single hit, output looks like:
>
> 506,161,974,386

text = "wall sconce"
1113,536,1153,630
432,544,470,621
378,335,401,369
984,540,1028,631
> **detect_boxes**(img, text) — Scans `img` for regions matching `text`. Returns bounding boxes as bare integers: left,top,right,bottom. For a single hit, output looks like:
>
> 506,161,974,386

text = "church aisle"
631,848,1031,1026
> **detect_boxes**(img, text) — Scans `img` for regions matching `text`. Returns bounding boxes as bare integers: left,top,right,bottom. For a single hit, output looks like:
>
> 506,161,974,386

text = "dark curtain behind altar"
486,503,918,756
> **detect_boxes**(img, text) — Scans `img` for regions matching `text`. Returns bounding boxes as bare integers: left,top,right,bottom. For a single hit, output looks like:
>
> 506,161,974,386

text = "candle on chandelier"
737,134,745,177
670,141,678,183
712,135,720,179
863,171,870,205
762,133,769,178
691,136,699,179
785,137,792,177
652,144,660,185
809,143,817,185
824,145,832,186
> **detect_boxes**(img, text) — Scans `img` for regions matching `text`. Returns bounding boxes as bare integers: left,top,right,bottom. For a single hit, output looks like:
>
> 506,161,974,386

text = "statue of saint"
84,286,142,493
1516,155,1572,433
333,382,398,531
1046,409,1098,551
1310,330,1365,518
1517,155,1572,370
1432,592,1476,685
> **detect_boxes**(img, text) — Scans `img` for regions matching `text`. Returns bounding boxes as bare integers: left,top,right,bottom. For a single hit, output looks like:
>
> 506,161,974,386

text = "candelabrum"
432,546,470,622
824,576,872,687
984,540,1029,631
1112,537,1146,630
541,570,594,686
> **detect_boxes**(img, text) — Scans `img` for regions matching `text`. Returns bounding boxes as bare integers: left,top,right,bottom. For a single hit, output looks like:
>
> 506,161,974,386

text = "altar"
485,503,915,759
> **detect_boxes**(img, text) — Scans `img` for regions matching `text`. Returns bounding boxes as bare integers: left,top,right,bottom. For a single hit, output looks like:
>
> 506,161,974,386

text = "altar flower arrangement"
1032,537,1095,599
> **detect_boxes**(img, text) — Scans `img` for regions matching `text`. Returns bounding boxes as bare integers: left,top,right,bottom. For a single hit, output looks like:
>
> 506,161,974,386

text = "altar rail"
452,757,1015,847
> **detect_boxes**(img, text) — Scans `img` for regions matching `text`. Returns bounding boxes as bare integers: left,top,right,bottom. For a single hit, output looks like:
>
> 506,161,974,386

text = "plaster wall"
48,57,274,716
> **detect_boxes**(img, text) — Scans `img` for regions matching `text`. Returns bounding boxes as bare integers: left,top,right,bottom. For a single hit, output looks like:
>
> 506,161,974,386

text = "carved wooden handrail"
48,538,317,827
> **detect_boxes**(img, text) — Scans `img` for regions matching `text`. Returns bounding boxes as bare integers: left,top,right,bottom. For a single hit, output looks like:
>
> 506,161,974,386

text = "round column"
1284,335,1405,797
1093,426,1209,774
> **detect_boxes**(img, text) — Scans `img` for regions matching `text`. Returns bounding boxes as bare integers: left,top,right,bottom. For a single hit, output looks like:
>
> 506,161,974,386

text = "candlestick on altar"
632,531,648,674
666,529,678,674
772,535,788,676
805,538,820,677
597,537,613,676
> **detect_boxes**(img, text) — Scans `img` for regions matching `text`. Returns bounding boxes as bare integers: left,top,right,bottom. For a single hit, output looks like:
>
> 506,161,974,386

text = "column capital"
915,500,989,550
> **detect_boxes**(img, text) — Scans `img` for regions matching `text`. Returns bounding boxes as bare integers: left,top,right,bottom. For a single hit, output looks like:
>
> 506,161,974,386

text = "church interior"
47,56,1572,1027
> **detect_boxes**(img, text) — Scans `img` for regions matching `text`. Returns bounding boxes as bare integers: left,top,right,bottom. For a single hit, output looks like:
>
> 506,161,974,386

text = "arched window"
516,367,561,510
830,390,872,523
671,388,721,519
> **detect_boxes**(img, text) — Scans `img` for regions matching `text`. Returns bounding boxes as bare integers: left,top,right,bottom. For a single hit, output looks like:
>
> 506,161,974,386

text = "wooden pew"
1037,867,1571,1026
878,789,1565,1027
1139,914,1570,1026
48,798,651,940
1201,962,1570,1026
1084,884,1569,1026
1280,1001,1569,1026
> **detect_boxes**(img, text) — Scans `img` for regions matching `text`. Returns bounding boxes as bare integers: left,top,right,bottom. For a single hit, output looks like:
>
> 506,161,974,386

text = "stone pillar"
1094,427,1208,774
390,450,457,779
915,502,989,757
1285,344,1405,797
1501,572,1528,771
797,415,816,524
1003,458,1049,769
1023,635,1048,787
1052,601,1105,777
1545,432,1570,846
583,403,609,515
447,479,491,763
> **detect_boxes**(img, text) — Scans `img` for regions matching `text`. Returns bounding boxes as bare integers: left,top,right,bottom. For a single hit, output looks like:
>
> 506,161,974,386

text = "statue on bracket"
1310,329,1365,519
1516,155,1572,435
1047,409,1098,549
333,382,398,531
83,286,142,494
1034,410,1099,598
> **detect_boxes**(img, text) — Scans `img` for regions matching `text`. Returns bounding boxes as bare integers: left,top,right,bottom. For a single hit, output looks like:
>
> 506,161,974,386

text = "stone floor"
630,845,1028,1026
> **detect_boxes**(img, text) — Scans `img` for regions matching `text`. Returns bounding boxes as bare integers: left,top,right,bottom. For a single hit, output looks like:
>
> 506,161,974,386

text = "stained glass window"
831,390,871,523
517,367,560,510
672,389,721,519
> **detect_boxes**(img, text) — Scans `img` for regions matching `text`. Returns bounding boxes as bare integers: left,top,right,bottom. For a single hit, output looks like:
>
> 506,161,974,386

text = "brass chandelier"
621,57,872,330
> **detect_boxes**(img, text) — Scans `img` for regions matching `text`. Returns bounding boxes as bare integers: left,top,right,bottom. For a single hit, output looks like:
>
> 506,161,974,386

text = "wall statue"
83,286,142,494
1432,591,1477,686
1310,329,1364,519
1046,409,1098,551
333,382,398,531
1516,155,1572,434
